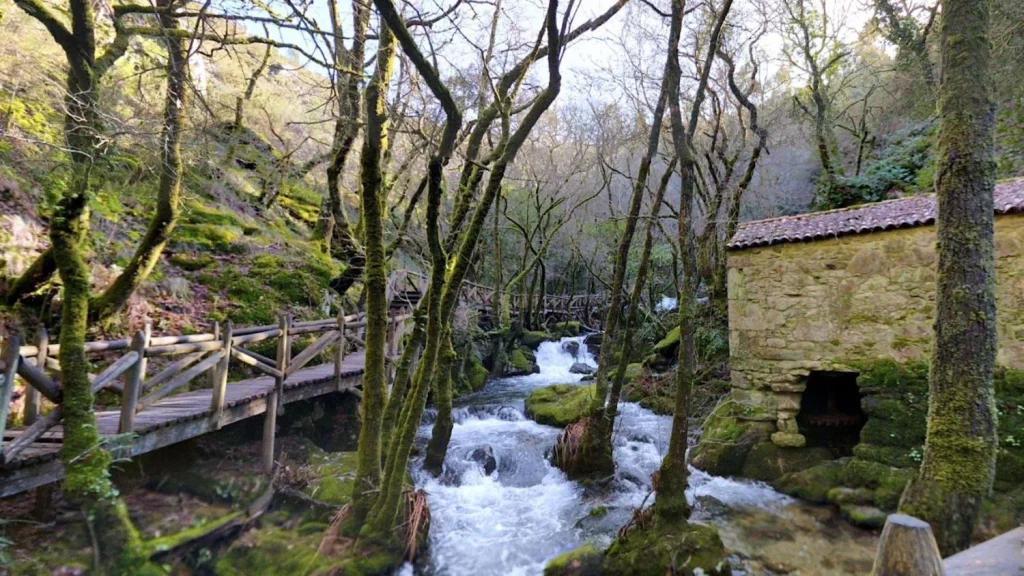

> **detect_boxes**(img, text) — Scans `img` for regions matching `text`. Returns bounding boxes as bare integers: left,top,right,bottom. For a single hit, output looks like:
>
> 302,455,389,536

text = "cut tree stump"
872,514,945,576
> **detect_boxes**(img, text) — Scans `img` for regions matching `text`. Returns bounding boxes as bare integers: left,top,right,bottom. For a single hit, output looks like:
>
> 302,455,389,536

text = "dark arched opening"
797,371,866,456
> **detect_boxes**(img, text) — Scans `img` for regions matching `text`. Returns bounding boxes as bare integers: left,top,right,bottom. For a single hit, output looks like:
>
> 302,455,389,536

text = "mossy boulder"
544,543,603,576
525,384,596,427
603,518,730,576
740,442,832,482
651,327,680,358
552,321,582,338
507,346,540,376
690,401,773,477
458,354,491,396
521,329,555,348
216,524,337,576
168,252,215,271
839,504,888,530
774,458,848,503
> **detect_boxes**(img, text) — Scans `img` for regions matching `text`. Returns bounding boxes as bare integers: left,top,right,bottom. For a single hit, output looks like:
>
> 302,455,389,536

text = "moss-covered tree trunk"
424,335,457,475
381,309,425,453
898,0,998,555
567,88,669,479
656,0,733,522
320,0,369,293
349,24,398,529
90,6,188,322
14,0,146,570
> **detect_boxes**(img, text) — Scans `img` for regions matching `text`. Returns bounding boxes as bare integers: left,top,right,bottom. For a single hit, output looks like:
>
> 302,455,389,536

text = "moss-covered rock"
544,543,603,576
507,346,540,376
839,504,888,530
774,458,848,503
552,321,582,338
651,326,680,358
603,518,730,576
690,400,774,477
525,384,596,427
740,442,832,482
521,329,555,348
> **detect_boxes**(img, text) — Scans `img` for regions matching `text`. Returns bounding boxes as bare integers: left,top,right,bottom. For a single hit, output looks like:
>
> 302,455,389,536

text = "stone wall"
726,213,1024,446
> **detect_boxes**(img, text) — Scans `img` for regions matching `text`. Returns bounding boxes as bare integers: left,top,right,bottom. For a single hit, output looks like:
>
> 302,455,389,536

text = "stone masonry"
727,211,1024,448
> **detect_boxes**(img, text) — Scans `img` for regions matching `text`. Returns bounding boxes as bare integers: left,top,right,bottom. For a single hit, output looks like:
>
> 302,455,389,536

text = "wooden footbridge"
0,270,606,499
0,307,412,499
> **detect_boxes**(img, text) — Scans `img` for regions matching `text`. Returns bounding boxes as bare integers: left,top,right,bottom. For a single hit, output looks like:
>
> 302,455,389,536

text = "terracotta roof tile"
729,179,1024,249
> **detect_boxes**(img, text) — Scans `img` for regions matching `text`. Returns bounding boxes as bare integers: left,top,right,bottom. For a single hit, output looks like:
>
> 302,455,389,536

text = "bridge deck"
0,351,366,498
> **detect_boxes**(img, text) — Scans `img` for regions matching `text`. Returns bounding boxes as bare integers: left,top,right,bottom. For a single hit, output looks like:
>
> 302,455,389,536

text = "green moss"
525,384,597,427
544,543,603,576
304,448,359,506
552,321,582,338
589,506,609,518
144,511,242,556
464,355,490,394
859,397,927,448
603,518,730,576
520,330,555,348
839,504,888,529
740,442,832,482
508,347,539,375
174,223,244,253
651,327,680,357
691,400,773,477
215,525,336,576
168,253,214,271
774,459,848,503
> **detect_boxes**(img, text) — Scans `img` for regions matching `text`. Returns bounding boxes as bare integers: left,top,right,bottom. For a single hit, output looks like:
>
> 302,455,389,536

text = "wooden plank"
235,346,275,366
16,356,61,403
2,407,62,465
146,340,224,357
92,351,140,391
945,527,1024,576
141,351,204,394
230,328,282,346
285,331,339,377
231,348,283,378
275,315,290,416
138,350,225,410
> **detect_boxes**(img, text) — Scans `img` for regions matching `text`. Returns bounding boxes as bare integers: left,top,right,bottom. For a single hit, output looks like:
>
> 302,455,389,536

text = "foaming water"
409,336,878,575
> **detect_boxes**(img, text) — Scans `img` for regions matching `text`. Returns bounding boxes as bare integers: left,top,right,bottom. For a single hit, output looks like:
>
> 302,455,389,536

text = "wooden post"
275,314,290,415
872,514,945,576
263,386,278,475
118,324,150,433
207,320,220,390
1,335,21,457
334,307,346,391
25,327,46,425
210,322,233,427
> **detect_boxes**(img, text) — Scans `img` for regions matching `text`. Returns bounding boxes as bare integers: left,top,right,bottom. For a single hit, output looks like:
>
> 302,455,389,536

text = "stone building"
724,180,1024,451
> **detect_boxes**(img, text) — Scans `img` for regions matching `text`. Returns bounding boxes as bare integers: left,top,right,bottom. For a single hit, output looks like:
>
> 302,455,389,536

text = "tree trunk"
898,0,998,555
90,8,188,322
349,24,398,529
656,0,733,522
424,335,457,475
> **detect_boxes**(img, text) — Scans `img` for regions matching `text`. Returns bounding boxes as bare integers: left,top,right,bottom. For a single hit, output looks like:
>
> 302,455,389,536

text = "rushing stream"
407,337,878,575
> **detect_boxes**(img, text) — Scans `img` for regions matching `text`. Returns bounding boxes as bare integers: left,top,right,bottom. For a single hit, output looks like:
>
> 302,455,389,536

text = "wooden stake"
0,336,21,458
210,322,233,428
25,327,46,425
262,389,278,475
208,320,220,390
872,514,945,576
275,314,290,416
119,325,150,433
334,307,346,391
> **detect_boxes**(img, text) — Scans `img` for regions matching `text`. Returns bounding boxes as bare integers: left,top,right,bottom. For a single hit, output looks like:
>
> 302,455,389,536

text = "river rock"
469,446,497,475
562,340,580,358
569,362,596,375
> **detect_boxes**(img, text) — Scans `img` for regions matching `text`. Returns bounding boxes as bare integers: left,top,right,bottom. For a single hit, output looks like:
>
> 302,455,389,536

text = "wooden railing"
391,269,608,317
0,307,412,474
